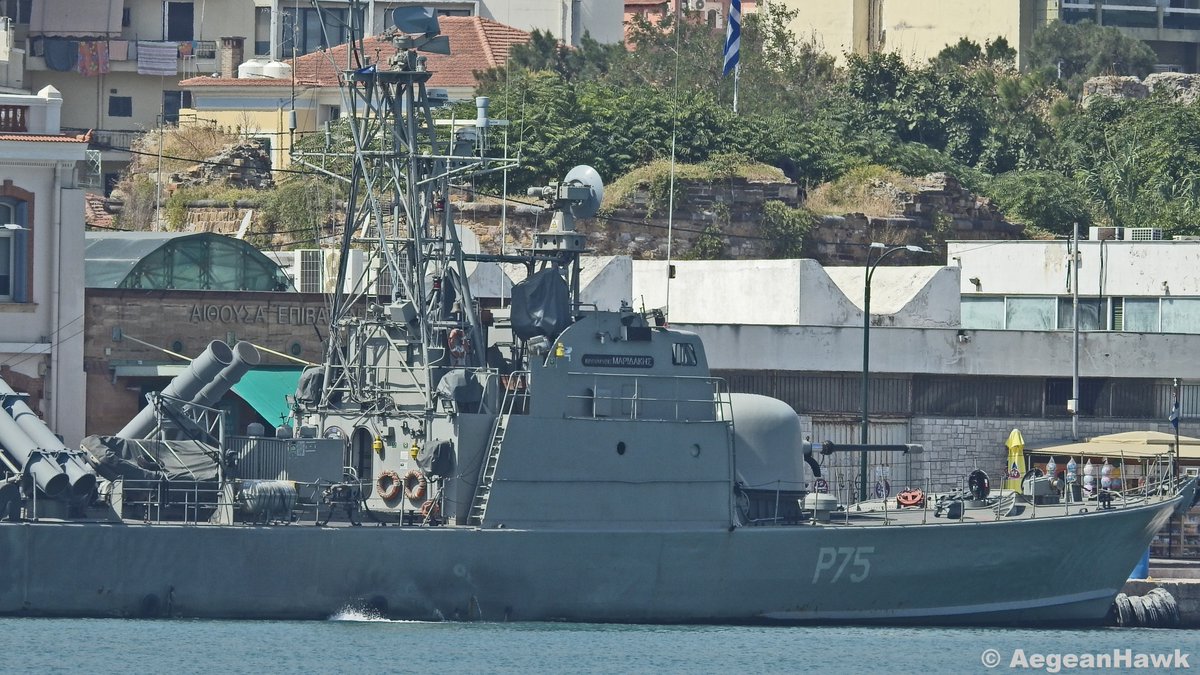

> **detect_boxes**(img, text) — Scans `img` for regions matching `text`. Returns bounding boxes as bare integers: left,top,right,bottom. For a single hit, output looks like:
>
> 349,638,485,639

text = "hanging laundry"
43,38,78,72
177,41,193,58
137,41,178,76
109,40,129,61
77,41,110,77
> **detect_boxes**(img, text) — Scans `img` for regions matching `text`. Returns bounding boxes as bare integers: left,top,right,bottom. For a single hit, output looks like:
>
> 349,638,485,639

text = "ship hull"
0,494,1183,625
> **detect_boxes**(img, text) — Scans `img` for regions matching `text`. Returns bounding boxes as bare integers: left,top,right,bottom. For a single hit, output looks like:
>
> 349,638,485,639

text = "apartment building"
0,83,88,446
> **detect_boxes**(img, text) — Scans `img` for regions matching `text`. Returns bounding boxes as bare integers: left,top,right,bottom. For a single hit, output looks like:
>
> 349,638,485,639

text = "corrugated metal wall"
719,371,910,414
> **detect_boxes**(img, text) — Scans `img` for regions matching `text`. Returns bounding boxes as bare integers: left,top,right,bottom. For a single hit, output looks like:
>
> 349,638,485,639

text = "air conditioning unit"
293,249,366,294
690,0,705,10
1088,226,1122,241
1124,227,1163,241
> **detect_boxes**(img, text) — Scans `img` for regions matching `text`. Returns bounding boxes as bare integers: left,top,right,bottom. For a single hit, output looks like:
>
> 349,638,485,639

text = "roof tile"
182,16,529,90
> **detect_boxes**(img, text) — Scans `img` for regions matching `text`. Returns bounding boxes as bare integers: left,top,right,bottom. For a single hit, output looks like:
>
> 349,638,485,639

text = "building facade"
772,0,1200,73
0,83,88,446
626,250,1200,501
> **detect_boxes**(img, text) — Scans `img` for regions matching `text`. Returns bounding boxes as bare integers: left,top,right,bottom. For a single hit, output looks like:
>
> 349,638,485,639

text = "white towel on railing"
137,41,178,76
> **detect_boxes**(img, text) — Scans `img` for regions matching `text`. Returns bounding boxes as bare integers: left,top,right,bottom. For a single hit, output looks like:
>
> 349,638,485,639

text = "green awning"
231,368,303,426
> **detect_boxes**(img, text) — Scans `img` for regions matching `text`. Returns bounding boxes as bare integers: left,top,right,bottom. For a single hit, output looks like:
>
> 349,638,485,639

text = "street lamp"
860,242,929,502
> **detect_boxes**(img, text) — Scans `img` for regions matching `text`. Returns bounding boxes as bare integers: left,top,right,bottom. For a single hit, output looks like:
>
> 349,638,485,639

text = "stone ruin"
170,138,274,190
1083,72,1200,106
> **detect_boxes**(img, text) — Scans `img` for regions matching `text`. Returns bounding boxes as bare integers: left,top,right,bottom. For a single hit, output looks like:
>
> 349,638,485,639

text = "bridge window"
672,342,697,366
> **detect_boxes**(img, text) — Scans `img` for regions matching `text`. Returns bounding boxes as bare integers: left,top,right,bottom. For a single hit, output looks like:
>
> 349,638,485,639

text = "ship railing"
108,478,229,525
564,371,733,423
106,476,356,526
777,452,1191,528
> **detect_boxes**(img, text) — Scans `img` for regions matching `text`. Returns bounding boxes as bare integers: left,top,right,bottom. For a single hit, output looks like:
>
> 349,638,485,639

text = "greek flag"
1170,395,1180,431
723,0,741,77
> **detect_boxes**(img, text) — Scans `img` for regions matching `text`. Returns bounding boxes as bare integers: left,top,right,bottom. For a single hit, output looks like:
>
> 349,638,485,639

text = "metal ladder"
467,383,518,525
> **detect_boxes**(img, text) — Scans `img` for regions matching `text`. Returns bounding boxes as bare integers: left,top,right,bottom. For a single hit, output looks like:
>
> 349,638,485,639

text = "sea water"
3,613,1193,674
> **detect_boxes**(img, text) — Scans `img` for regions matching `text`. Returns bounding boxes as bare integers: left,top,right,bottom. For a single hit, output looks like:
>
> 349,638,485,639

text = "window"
281,7,363,57
1057,298,1104,330
672,342,697,366
1122,298,1161,332
1005,297,1056,330
165,1,194,42
122,7,131,27
254,7,271,56
0,200,27,303
961,297,1004,329
1,0,31,24
0,231,11,300
161,90,191,124
1161,298,1200,333
108,96,132,118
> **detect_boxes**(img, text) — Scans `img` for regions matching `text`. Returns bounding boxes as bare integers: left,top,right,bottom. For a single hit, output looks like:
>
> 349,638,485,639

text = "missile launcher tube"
116,340,234,440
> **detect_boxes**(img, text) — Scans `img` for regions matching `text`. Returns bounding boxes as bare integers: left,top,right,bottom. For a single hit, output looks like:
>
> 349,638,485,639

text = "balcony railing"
62,127,139,151
1063,2,1200,32
0,105,28,132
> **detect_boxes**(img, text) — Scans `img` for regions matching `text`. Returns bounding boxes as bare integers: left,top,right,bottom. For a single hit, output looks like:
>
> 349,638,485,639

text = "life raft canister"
403,469,427,501
896,488,925,508
377,470,402,500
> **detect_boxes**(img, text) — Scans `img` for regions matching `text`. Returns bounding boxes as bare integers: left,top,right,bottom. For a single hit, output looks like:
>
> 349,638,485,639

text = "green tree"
760,201,816,258
1027,20,1156,97
1053,97,1200,234
986,170,1090,235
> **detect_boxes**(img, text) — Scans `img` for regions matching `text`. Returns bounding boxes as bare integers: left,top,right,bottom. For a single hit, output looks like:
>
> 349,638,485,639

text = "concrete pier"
1122,559,1200,627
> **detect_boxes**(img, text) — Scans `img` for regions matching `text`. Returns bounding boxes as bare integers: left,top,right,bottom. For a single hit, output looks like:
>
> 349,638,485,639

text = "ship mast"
290,3,512,422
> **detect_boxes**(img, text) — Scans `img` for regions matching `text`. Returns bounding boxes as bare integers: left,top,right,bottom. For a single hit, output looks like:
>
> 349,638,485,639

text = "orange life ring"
896,488,925,508
403,469,427,501
420,499,440,521
377,470,402,501
447,328,467,361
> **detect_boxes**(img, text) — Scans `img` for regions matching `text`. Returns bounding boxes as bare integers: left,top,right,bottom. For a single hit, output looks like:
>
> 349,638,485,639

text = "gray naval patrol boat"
0,5,1195,624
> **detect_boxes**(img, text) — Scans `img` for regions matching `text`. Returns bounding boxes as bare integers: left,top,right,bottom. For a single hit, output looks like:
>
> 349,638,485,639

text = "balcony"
1062,2,1200,38
62,127,140,152
23,38,218,75
0,105,28,133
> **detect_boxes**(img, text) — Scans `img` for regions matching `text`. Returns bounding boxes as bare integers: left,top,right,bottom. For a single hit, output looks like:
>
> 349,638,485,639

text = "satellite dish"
392,7,441,37
563,165,604,219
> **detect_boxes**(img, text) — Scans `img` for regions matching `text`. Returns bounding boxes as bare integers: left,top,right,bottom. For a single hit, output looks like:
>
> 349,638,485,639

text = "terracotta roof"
0,133,89,143
181,16,529,90
625,0,669,6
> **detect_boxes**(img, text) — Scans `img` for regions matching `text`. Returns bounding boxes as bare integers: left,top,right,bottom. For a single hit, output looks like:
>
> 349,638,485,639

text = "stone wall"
454,178,802,259
171,139,274,190
182,203,262,235
811,173,1023,265
911,416,1180,493
1083,72,1200,106
455,172,1021,263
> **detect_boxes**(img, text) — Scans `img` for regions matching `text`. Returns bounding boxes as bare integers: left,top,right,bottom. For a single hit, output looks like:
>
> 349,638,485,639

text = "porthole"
616,441,626,456
289,342,303,356
171,340,184,353
691,444,701,458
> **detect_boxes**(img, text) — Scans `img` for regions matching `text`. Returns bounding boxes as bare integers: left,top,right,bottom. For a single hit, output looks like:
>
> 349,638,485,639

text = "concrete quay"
1121,560,1200,627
